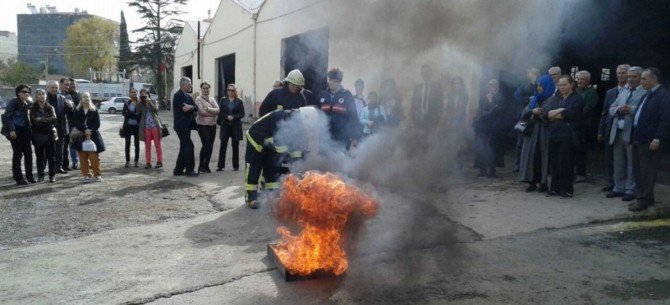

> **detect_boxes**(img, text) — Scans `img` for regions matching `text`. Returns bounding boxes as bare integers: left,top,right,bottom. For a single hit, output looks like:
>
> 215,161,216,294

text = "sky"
1,0,221,41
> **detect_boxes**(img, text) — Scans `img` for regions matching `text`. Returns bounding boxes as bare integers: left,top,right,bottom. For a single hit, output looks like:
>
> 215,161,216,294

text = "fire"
271,171,379,276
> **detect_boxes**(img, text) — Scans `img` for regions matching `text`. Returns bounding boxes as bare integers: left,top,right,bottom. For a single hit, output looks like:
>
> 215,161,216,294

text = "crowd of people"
512,65,668,212
4,64,668,213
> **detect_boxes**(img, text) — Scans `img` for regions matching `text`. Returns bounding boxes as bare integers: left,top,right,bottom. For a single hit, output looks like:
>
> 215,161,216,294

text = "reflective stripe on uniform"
275,145,288,153
244,163,256,190
246,131,263,152
289,150,303,158
265,182,279,189
245,184,258,191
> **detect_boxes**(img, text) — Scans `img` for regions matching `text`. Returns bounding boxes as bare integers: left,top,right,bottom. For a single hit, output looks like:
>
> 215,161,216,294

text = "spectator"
543,75,585,198
518,74,555,192
217,83,245,171
411,64,444,132
2,84,35,185
71,92,105,182
258,69,310,117
574,70,599,183
68,77,80,169
359,91,386,136
548,66,561,95
138,88,163,169
513,68,539,172
318,68,360,148
446,76,469,169
606,66,642,201
123,88,141,167
59,77,74,170
195,82,220,173
598,64,630,192
46,80,72,174
353,78,367,116
473,79,511,178
629,68,669,212
172,77,199,177
380,78,404,127
30,88,57,183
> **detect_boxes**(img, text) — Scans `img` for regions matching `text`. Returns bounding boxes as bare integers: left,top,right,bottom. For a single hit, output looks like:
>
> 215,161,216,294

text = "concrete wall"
173,23,198,90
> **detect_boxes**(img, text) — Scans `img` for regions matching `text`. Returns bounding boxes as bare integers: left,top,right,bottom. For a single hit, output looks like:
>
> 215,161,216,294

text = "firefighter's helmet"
284,69,305,86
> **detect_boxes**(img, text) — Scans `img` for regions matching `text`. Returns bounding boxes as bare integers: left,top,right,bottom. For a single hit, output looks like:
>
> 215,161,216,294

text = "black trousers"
61,134,70,169
124,125,140,163
196,124,216,170
174,129,195,173
633,142,660,203
34,141,56,178
54,132,65,169
549,138,574,194
244,145,279,194
10,130,33,181
218,135,240,170
604,143,614,186
573,129,587,176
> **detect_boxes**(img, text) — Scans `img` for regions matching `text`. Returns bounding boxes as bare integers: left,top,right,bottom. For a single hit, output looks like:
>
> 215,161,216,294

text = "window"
601,68,610,81
103,93,110,98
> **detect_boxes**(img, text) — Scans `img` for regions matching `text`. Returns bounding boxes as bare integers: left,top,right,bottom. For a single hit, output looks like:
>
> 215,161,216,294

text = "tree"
64,17,120,78
118,11,133,76
3,61,39,86
128,0,187,103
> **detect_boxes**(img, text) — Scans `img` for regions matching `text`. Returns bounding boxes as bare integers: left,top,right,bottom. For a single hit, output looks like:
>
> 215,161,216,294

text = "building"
174,0,569,122
0,31,18,62
17,5,93,76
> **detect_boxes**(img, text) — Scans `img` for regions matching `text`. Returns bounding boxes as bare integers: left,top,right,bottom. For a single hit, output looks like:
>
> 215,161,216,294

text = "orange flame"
272,171,379,276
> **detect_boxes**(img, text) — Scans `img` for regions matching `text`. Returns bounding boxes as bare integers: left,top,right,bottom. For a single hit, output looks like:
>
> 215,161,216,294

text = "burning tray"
267,244,341,281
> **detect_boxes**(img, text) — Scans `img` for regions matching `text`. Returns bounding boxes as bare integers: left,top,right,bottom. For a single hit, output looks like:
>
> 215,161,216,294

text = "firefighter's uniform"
244,109,307,209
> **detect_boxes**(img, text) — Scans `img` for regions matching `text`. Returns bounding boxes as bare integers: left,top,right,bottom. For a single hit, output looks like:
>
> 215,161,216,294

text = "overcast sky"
1,0,219,41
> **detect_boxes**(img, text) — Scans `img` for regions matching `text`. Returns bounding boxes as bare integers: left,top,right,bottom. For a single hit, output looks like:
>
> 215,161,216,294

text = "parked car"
98,97,130,114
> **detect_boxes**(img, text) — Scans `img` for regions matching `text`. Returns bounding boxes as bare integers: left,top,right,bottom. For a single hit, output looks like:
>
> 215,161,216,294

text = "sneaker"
145,163,152,169
95,176,102,182
83,176,91,183
48,176,55,183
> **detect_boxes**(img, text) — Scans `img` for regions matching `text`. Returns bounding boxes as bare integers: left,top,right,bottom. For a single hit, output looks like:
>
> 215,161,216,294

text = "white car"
99,97,130,114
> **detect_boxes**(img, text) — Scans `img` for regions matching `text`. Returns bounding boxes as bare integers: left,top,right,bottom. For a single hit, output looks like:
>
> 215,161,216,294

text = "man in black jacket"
598,64,629,192
629,68,670,211
172,77,199,177
46,80,72,174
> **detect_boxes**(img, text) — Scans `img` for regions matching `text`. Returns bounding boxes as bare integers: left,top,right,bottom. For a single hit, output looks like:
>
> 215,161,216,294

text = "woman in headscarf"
517,74,555,192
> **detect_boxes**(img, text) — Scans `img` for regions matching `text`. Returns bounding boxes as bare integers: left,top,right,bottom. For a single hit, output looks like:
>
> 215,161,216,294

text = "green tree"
3,61,39,86
64,17,120,78
118,11,133,76
128,0,187,103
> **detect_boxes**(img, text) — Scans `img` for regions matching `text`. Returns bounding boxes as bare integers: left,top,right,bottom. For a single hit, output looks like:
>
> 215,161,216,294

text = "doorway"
181,65,193,81
282,27,329,94
216,53,236,100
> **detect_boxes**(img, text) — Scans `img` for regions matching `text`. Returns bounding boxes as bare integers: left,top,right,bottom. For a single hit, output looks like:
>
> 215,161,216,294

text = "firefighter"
244,106,319,209
317,68,360,149
258,69,316,117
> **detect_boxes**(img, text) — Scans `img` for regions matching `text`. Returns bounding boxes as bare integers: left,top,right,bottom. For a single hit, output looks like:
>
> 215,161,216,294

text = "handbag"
514,120,533,136
69,127,83,142
82,138,97,152
119,127,125,138
160,123,170,137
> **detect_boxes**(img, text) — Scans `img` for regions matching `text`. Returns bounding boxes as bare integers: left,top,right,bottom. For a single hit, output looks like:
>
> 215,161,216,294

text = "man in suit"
629,67,670,212
46,80,73,174
172,77,199,177
607,66,645,201
574,70,599,183
411,64,444,133
598,64,630,192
